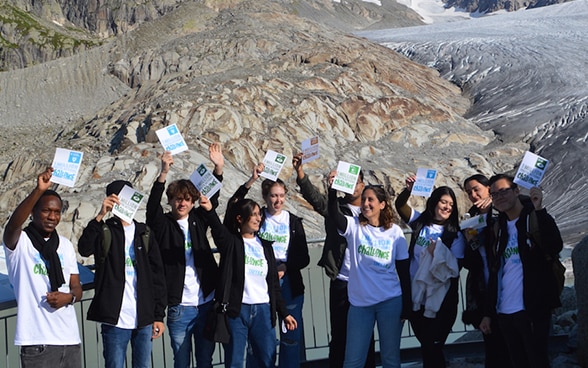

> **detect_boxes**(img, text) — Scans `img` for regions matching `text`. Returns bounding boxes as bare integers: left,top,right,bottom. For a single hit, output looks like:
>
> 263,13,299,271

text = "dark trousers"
329,278,375,368
482,317,512,368
410,280,458,368
497,310,551,368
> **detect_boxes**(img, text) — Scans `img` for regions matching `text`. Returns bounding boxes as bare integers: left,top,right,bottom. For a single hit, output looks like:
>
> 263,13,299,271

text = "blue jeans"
225,303,276,368
167,302,216,368
20,344,81,368
277,274,304,368
101,324,153,368
343,296,403,368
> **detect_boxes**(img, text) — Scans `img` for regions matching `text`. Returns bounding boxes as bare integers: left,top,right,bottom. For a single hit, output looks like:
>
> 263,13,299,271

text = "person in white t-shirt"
228,163,309,368
328,183,411,368
2,167,82,368
395,175,465,368
78,180,167,368
200,196,297,368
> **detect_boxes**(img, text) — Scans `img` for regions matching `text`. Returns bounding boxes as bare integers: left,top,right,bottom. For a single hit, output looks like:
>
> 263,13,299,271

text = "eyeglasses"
490,187,513,198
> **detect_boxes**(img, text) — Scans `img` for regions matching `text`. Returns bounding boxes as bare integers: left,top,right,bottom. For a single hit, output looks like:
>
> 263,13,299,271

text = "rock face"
0,0,510,262
0,0,423,70
572,236,588,367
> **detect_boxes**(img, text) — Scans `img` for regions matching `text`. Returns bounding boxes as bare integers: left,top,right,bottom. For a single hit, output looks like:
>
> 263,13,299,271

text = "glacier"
357,0,588,247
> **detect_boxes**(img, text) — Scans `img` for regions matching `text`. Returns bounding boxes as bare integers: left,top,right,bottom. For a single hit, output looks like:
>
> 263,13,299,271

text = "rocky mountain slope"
0,0,525,264
0,0,423,70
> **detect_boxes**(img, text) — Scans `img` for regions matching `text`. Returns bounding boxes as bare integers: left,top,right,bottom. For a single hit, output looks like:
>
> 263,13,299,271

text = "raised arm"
395,175,416,224
328,188,348,233
209,142,225,176
227,163,264,209
3,168,53,250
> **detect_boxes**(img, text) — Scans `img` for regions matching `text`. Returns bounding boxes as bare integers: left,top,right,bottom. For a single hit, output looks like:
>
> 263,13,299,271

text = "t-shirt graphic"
242,237,269,304
259,210,290,262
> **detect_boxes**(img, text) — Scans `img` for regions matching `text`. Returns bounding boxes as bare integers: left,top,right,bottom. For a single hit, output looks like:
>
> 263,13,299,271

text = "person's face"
490,178,518,213
239,205,262,234
264,184,286,215
465,179,490,204
434,194,454,222
361,188,385,224
32,196,62,237
169,195,195,220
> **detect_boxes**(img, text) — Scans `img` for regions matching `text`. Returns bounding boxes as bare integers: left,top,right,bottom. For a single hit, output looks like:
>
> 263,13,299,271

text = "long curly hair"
358,186,398,230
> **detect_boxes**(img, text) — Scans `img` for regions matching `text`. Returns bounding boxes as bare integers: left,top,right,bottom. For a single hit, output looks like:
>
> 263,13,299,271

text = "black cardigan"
78,218,167,327
146,180,220,306
229,184,310,297
203,208,290,326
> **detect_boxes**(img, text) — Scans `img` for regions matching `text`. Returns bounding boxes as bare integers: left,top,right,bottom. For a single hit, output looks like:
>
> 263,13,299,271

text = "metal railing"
1,239,476,367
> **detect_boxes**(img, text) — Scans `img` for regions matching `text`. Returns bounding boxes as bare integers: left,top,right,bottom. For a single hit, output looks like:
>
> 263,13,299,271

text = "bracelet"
69,293,77,305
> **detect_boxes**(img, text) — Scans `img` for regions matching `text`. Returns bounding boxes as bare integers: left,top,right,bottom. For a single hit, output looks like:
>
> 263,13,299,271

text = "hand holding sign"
411,168,438,197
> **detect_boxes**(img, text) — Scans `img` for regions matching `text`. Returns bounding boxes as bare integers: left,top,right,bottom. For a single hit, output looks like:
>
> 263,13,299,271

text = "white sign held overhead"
50,148,83,187
301,136,320,164
411,168,438,197
156,124,188,155
513,151,549,189
332,161,362,195
260,150,287,181
112,185,145,224
190,164,223,199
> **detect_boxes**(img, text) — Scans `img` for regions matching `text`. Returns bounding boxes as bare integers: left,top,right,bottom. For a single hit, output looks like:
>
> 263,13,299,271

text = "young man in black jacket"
146,144,223,368
79,180,166,368
481,174,563,368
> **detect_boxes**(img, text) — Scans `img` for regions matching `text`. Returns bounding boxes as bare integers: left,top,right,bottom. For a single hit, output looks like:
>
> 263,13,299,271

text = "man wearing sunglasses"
481,173,562,368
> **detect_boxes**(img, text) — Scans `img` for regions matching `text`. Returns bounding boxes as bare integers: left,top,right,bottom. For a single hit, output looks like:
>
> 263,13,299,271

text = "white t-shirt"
116,222,138,329
497,219,525,314
178,218,211,306
408,210,465,279
242,237,269,305
259,210,290,262
337,204,361,282
3,231,81,345
340,217,409,307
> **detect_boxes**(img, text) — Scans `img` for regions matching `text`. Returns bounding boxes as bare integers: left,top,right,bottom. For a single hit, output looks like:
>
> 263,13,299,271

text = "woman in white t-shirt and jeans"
328,183,411,368
201,196,297,368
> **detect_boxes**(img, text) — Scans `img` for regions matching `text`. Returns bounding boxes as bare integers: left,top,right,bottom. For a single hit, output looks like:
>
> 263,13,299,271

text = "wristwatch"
70,293,77,305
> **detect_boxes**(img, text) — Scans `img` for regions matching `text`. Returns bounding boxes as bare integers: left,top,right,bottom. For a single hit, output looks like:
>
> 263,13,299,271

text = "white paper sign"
156,124,188,155
332,161,362,195
460,214,487,230
301,136,320,164
260,150,287,181
112,185,145,223
411,168,438,197
190,164,223,199
50,148,83,187
513,151,549,189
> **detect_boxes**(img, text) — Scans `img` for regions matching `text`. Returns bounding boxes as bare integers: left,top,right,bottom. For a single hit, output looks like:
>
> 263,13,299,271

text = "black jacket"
203,208,289,325
78,218,166,327
146,180,220,306
229,184,310,297
486,201,563,319
296,174,351,280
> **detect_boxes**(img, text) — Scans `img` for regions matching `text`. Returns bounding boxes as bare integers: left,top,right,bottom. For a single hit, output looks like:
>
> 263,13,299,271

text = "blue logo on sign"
426,170,436,179
167,126,178,135
68,152,82,164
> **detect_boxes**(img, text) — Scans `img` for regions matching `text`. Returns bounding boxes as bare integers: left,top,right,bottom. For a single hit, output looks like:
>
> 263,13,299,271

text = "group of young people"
2,142,563,368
